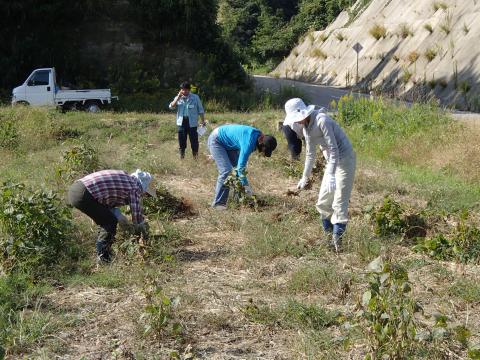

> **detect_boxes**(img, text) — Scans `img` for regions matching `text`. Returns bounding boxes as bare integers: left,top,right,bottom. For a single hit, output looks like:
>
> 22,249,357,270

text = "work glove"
326,175,336,193
134,222,150,238
297,177,308,190
244,185,254,196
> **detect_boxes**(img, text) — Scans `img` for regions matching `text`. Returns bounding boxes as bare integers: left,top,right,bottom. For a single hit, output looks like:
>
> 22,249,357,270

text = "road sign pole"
352,42,363,86
356,52,359,84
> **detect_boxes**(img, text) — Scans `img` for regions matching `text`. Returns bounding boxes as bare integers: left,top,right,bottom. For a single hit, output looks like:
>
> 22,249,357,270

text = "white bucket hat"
131,169,157,198
284,98,315,125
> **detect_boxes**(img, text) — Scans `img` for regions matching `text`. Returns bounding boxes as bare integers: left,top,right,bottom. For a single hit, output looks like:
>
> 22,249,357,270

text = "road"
253,75,480,122
253,75,367,109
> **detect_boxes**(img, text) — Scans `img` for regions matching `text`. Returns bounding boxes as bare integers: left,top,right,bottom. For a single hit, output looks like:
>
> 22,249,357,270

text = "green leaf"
362,290,372,306
367,256,383,273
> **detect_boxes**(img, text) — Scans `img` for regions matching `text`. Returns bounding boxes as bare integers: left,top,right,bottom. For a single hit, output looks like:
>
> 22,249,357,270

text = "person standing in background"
169,81,206,159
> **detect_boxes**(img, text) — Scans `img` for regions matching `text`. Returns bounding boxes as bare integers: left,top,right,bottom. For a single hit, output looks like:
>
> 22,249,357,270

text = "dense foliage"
0,0,247,99
218,0,354,70
0,183,76,276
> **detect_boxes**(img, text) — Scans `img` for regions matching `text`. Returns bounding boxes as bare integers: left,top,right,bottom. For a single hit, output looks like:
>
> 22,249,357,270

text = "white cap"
284,98,315,124
130,169,156,198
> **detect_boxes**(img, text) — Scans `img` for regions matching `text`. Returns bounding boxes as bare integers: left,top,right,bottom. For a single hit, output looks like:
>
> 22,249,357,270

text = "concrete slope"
274,0,480,110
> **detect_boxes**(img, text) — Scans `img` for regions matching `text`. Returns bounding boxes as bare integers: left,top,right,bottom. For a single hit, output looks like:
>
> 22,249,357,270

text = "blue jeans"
208,130,239,206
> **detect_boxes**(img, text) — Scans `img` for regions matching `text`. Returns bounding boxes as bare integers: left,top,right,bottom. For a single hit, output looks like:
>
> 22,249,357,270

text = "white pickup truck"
11,68,118,112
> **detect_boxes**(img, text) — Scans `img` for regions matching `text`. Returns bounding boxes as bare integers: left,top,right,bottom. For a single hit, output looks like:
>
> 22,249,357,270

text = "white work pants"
315,151,356,224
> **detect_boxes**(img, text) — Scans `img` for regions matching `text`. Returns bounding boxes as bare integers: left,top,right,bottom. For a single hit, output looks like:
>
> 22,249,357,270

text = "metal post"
356,52,359,85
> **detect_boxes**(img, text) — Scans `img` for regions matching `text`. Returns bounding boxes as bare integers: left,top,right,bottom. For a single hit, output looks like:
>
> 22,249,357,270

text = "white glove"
326,175,336,193
297,177,308,190
244,185,254,196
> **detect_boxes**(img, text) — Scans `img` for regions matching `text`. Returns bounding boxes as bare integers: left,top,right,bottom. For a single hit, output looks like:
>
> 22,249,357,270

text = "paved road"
253,75,367,110
254,75,480,122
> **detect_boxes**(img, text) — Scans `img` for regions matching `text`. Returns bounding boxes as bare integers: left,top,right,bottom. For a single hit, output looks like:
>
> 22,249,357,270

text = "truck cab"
12,68,56,106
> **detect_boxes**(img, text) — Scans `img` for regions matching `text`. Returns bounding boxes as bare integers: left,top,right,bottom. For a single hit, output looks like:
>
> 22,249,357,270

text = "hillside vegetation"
0,99,479,359
276,0,480,111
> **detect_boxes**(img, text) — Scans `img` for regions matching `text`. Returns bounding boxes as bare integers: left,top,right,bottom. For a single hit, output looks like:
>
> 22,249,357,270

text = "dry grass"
2,107,480,359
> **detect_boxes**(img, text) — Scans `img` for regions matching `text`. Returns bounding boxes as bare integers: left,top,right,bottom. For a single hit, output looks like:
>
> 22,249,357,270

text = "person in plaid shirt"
68,169,156,263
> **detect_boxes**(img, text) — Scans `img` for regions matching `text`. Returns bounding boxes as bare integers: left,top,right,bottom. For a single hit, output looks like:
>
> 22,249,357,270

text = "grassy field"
0,98,479,359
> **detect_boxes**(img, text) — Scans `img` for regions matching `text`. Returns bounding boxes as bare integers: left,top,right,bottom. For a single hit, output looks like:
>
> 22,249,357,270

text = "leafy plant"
0,117,19,150
372,196,407,236
0,183,75,276
357,256,420,359
224,171,258,209
413,213,480,263
369,24,387,40
55,143,100,184
140,274,183,339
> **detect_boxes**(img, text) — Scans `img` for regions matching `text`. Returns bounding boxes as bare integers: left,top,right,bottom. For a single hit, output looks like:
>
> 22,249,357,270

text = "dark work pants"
68,181,117,259
282,125,302,160
178,116,199,155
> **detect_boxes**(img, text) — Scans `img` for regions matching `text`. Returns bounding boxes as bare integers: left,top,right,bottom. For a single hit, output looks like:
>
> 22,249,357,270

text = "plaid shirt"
80,170,144,224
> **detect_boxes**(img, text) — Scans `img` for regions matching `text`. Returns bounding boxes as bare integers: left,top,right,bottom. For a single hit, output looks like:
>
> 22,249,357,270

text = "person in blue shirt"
207,124,277,209
169,81,206,159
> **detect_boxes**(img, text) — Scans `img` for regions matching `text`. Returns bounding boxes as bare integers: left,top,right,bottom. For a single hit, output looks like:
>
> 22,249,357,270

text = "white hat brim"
284,105,315,124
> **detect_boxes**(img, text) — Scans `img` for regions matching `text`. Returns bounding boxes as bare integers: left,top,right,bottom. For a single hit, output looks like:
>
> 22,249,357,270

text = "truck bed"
55,89,112,101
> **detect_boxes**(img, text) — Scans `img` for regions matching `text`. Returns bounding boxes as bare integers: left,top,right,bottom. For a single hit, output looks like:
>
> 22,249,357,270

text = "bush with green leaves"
413,213,480,264
55,143,100,184
224,171,258,209
357,256,420,359
0,183,75,276
367,196,427,240
140,274,183,339
0,116,19,150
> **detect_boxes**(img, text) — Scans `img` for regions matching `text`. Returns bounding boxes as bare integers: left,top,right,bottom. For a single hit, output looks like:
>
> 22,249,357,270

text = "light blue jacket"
169,93,204,127
216,125,261,185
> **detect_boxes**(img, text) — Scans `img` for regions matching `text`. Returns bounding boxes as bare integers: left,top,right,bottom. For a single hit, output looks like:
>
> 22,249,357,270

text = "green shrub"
366,196,427,240
140,274,182,339
413,213,480,264
424,23,434,33
372,196,406,236
0,117,19,150
55,143,100,184
0,183,75,276
358,257,420,359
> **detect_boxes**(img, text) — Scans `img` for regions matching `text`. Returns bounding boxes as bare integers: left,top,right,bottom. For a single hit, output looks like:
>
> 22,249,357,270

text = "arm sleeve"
168,99,176,109
197,96,204,114
129,190,144,224
319,118,339,176
236,135,258,185
302,135,317,179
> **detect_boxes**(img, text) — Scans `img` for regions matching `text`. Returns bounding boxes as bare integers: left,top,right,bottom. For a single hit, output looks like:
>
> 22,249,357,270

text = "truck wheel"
85,102,100,113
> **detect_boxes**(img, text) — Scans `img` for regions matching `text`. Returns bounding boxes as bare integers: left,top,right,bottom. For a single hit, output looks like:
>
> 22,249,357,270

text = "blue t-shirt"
216,125,261,185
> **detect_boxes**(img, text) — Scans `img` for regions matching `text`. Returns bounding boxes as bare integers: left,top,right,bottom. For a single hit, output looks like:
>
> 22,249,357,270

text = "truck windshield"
28,70,50,86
